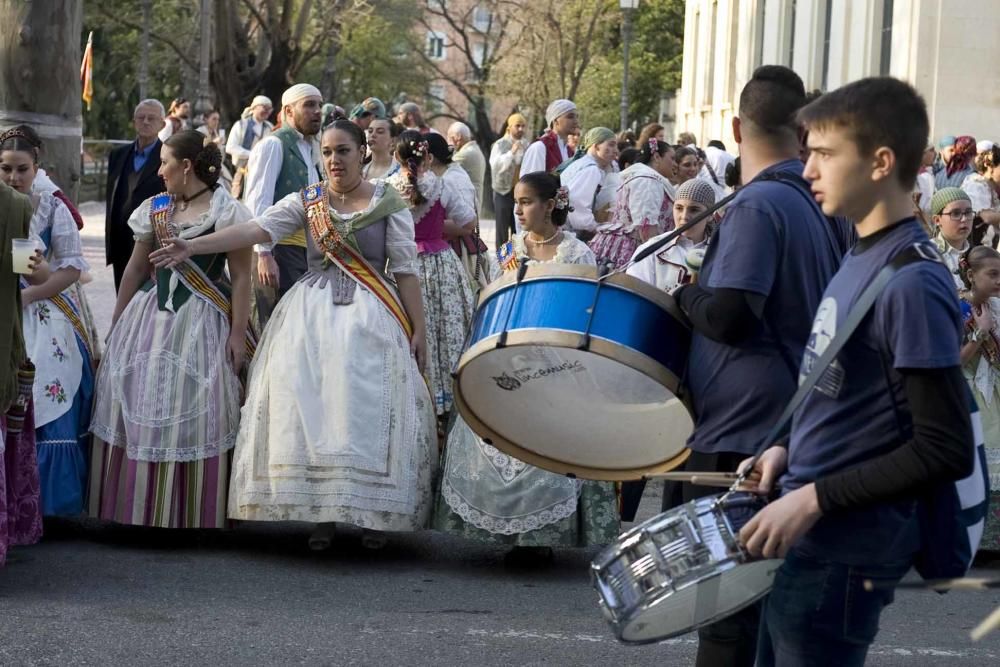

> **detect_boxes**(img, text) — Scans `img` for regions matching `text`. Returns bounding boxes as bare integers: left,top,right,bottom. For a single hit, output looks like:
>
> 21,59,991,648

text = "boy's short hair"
798,77,928,188
738,65,806,140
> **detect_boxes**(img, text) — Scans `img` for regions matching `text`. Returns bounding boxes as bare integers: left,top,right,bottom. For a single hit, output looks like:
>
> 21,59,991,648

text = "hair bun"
193,142,223,187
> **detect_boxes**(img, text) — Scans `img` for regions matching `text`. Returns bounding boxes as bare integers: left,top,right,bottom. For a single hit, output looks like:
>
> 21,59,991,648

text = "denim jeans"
757,549,911,667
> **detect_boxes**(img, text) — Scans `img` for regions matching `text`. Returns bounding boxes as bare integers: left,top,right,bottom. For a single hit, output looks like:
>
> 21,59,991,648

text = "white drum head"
620,560,783,643
456,341,692,479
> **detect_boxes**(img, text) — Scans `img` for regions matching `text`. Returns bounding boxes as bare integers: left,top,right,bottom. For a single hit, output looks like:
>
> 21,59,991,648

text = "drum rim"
454,329,693,480
476,264,690,328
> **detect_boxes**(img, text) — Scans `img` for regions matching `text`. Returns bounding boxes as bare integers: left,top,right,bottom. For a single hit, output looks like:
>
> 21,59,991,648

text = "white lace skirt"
90,287,242,462
228,279,437,530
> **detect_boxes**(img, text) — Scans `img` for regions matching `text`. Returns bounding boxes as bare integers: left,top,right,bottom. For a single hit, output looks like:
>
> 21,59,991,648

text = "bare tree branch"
94,4,198,71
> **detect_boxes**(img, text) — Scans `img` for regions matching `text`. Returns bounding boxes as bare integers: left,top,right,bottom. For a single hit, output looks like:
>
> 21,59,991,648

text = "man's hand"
739,483,822,559
257,253,279,287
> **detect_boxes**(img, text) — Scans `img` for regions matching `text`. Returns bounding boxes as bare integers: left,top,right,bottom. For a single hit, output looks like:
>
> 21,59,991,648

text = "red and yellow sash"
300,182,413,339
150,193,258,358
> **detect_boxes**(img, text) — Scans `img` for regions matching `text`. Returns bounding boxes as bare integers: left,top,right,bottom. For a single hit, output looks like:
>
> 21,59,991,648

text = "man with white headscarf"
520,99,580,176
244,83,323,327
226,95,275,198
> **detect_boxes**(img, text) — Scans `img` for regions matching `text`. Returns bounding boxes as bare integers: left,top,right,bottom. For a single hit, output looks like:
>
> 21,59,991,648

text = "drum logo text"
492,360,585,391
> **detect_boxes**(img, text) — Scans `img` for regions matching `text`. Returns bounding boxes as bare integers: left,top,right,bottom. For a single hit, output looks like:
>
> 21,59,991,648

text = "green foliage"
575,0,685,130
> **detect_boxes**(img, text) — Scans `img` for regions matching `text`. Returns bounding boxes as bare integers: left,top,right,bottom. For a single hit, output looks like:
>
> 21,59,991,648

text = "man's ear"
871,146,897,183
732,116,742,145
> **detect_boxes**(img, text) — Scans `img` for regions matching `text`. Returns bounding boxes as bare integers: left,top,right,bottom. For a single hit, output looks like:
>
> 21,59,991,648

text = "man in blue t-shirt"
739,78,975,666
670,66,851,666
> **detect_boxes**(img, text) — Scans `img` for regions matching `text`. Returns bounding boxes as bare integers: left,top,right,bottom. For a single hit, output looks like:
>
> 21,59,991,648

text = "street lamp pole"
619,0,639,132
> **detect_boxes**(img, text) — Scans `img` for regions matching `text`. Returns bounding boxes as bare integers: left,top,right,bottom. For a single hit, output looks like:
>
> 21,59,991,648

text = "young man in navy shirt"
740,78,975,666
670,66,851,666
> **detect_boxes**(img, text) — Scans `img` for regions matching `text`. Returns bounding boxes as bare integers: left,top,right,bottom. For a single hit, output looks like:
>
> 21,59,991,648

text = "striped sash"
149,194,258,358
300,183,413,339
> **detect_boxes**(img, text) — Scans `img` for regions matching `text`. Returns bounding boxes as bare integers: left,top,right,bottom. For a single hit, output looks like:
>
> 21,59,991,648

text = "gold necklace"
525,229,561,245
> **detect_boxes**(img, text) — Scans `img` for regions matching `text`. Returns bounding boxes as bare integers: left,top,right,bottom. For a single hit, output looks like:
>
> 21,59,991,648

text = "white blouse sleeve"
213,190,254,232
520,141,545,176
127,196,155,243
253,191,306,243
962,176,995,212
44,195,89,272
385,208,419,276
624,179,666,233
564,167,601,232
441,175,477,226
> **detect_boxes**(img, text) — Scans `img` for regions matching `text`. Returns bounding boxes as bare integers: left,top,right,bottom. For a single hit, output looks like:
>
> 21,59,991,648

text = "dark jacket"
104,139,165,265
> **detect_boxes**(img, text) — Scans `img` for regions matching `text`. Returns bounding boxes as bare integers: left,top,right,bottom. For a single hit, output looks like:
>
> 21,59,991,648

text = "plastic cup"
11,238,37,274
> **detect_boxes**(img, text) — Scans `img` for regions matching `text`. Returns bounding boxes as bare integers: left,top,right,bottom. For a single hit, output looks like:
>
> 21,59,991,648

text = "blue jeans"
757,549,910,667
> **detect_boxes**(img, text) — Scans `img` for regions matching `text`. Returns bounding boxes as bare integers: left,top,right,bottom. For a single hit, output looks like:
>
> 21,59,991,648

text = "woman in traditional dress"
0,126,95,517
388,131,477,421
434,172,620,563
0,178,44,564
590,137,678,269
962,144,1000,246
558,127,619,243
149,120,435,550
363,118,401,181
88,131,252,529
957,245,1000,552
627,179,718,292
672,146,702,186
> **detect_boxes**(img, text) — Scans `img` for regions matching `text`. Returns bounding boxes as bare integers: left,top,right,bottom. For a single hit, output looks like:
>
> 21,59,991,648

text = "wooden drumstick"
971,605,1000,642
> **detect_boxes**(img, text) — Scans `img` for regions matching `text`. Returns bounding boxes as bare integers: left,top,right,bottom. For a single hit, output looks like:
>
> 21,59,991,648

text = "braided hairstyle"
0,124,43,163
395,129,429,206
164,129,223,188
959,245,1000,290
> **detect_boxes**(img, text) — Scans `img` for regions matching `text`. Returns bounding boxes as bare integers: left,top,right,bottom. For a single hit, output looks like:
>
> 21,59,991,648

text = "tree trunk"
473,97,497,217
0,0,83,199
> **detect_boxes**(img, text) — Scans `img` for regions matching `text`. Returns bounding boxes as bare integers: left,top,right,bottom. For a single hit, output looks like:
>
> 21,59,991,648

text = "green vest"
272,126,316,247
143,226,230,312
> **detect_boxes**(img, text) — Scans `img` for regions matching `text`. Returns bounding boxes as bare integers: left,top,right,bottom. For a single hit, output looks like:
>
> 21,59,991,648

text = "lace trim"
441,478,580,535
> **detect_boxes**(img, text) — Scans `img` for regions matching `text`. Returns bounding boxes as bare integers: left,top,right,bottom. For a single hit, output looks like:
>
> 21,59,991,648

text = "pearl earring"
183,171,188,187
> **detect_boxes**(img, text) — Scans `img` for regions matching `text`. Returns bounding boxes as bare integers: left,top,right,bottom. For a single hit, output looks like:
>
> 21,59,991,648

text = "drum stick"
644,472,740,487
971,605,1000,642
869,577,1000,592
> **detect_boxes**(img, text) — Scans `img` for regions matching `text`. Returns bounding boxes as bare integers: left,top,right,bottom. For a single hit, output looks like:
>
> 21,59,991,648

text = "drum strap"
730,241,943,490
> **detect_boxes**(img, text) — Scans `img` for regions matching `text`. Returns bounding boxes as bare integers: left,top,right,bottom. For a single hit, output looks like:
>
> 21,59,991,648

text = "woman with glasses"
931,187,975,290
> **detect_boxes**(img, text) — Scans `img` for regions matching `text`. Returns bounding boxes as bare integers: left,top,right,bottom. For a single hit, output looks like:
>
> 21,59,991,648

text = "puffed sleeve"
962,176,995,212
385,208,419,276
253,191,306,243
126,196,155,244
45,195,90,272
212,189,253,232
440,174,477,226
626,178,667,233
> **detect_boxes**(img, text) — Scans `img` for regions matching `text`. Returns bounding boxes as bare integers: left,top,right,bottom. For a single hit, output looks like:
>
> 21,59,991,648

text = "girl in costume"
363,118,400,181
930,187,974,291
434,172,620,563
388,131,477,420
626,179,718,291
558,127,619,243
958,245,1000,551
149,121,435,551
591,137,679,269
0,178,44,563
88,131,253,529
0,125,95,517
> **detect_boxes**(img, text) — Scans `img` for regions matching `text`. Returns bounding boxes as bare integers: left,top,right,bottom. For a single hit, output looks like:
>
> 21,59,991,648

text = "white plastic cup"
11,238,37,274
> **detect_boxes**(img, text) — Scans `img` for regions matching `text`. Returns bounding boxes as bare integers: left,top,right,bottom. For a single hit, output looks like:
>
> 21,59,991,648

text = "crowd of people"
0,64,997,665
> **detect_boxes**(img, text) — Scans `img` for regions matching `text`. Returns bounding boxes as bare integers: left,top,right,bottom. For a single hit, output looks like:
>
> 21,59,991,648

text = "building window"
820,0,833,90
787,0,797,67
426,32,446,60
473,6,493,32
753,0,766,68
879,0,894,76
427,83,447,113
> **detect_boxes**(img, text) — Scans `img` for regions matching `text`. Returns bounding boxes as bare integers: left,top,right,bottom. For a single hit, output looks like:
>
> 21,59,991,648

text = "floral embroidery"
50,338,66,362
43,380,67,404
36,303,51,324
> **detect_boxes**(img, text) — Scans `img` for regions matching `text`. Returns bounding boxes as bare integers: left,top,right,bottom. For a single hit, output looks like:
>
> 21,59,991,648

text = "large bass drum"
453,264,693,481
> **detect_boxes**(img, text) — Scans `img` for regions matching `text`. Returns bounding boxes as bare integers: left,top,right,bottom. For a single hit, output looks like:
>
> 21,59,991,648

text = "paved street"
1,206,998,665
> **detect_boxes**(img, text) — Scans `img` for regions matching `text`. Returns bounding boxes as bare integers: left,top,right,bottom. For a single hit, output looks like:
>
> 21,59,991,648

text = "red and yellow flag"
80,32,93,111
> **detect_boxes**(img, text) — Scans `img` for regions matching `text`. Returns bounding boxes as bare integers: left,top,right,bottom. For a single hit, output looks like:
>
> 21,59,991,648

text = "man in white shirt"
447,122,486,211
243,83,323,327
520,99,580,176
489,112,530,245
225,95,274,199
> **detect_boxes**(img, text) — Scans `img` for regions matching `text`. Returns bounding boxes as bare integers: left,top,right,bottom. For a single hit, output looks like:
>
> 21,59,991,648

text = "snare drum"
453,264,693,481
590,492,782,644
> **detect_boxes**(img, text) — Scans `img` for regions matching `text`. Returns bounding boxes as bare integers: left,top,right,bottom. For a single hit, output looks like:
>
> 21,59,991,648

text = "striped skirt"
88,439,229,529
